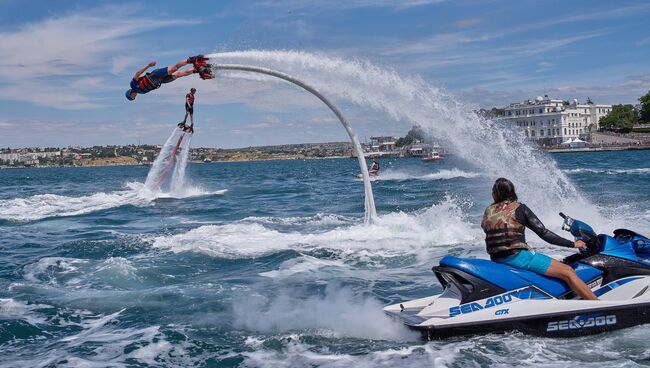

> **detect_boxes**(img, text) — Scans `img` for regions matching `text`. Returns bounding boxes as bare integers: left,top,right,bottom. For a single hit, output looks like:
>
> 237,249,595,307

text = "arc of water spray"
211,64,377,223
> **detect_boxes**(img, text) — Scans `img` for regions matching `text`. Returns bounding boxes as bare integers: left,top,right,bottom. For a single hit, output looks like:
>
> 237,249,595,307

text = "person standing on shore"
178,88,196,133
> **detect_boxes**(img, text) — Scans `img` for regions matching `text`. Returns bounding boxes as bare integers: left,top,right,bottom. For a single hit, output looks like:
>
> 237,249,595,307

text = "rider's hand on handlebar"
574,240,587,250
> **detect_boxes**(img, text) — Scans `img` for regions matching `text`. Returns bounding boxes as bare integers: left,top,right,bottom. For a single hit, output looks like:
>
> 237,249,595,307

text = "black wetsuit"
491,204,574,260
185,93,194,114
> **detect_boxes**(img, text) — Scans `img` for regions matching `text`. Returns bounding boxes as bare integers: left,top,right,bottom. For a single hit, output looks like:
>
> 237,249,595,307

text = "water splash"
232,284,417,340
0,181,226,222
207,50,602,224
144,126,194,196
170,129,193,194
0,130,221,222
149,196,481,262
0,182,151,221
378,168,480,181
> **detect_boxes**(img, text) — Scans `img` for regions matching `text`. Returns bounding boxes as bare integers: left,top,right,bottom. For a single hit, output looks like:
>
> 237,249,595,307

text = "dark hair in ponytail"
492,177,518,203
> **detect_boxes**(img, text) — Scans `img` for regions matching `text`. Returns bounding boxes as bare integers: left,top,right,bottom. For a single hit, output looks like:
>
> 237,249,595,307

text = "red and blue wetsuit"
130,75,156,94
130,67,173,94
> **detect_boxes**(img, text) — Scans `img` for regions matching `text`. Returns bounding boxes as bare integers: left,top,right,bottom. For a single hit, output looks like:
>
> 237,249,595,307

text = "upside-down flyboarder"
125,55,213,101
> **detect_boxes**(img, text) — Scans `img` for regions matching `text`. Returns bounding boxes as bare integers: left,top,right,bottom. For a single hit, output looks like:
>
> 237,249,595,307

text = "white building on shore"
501,95,612,145
368,136,399,152
0,151,60,165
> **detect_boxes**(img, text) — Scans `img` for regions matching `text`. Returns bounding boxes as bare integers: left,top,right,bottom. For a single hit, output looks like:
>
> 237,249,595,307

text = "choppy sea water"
1,150,649,367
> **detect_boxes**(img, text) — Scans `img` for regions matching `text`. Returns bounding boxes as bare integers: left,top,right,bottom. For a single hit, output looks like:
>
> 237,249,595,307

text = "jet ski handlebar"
559,213,601,254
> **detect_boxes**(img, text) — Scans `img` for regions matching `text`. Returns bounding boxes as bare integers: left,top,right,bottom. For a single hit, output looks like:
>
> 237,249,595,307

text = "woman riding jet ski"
384,178,650,339
482,178,597,300
355,159,379,179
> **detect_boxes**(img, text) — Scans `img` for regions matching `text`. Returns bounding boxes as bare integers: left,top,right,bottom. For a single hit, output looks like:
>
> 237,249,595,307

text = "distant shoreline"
0,154,355,170
0,141,355,169
195,155,351,163
545,145,650,153
3,144,650,170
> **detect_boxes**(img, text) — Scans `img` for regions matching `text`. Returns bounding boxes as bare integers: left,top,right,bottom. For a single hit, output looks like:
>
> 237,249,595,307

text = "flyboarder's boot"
197,65,214,80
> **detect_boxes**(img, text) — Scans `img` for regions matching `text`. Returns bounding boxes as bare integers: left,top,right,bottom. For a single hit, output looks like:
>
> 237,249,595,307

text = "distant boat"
421,151,443,162
203,158,212,163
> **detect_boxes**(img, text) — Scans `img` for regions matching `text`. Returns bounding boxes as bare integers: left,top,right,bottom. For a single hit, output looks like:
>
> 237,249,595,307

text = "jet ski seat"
440,256,603,298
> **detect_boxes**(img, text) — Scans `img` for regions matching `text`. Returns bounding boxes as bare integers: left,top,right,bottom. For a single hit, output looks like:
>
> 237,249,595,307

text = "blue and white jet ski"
384,213,650,338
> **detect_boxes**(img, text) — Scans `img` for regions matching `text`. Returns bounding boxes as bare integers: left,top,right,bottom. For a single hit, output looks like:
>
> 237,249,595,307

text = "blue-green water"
1,151,649,367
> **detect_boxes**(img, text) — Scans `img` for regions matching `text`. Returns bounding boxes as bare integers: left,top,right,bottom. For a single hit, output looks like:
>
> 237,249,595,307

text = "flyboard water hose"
211,64,377,223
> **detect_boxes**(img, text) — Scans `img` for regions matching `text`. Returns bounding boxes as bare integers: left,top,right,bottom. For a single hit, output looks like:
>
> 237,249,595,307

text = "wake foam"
23,256,89,285
154,187,227,199
0,306,189,367
0,298,52,326
563,168,650,175
0,182,226,222
233,284,417,341
243,213,355,227
22,255,161,291
150,197,482,262
259,255,347,279
242,334,458,367
378,168,480,181
239,327,650,368
0,182,151,222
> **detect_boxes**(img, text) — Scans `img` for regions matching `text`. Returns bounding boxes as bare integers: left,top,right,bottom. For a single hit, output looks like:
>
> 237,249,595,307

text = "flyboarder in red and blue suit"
125,55,213,101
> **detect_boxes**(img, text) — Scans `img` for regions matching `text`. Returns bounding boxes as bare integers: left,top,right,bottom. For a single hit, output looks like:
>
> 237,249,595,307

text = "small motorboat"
421,151,443,162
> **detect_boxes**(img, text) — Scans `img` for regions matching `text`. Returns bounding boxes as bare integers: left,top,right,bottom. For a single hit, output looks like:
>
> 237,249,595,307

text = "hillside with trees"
599,90,650,131
599,104,637,131
639,91,650,124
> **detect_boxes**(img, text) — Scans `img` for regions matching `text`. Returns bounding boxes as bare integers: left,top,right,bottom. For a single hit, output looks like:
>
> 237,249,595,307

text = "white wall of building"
0,151,60,164
501,96,611,145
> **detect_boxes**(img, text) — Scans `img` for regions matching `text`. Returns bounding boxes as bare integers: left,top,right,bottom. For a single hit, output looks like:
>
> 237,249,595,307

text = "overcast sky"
1,0,649,148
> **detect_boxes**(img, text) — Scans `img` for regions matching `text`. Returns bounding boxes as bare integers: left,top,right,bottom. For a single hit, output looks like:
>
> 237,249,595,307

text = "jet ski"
355,171,378,179
384,213,650,338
